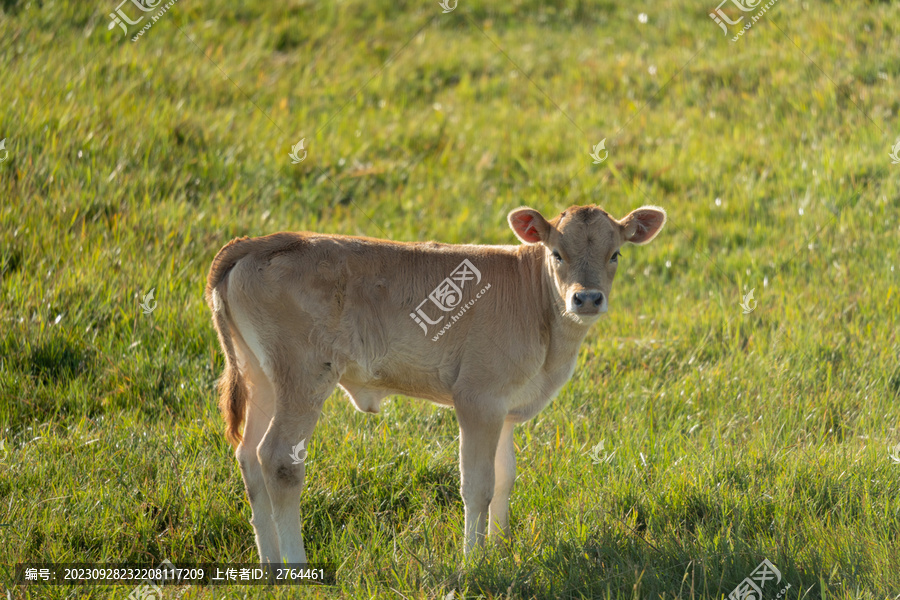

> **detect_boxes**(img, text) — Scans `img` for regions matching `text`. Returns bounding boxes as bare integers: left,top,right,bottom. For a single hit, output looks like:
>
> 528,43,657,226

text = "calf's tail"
205,238,253,447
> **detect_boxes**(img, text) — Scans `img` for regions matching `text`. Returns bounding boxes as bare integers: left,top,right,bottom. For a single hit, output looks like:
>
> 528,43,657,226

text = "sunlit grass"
1,0,899,598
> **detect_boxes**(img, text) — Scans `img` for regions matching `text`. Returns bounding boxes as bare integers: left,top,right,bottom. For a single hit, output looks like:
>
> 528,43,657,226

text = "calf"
206,204,666,563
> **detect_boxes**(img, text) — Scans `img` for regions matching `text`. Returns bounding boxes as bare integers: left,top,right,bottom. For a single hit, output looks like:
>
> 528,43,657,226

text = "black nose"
572,291,604,308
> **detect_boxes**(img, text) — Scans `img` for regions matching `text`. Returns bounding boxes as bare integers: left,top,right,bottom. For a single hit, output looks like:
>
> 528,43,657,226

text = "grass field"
2,0,900,598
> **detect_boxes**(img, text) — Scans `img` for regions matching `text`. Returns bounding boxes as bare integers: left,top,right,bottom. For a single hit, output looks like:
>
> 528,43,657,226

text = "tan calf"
206,204,666,563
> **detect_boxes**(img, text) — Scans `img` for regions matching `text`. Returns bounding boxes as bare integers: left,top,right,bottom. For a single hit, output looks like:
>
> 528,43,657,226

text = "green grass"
1,0,900,597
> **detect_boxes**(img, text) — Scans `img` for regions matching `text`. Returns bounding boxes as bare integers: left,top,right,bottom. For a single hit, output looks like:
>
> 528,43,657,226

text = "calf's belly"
338,361,456,413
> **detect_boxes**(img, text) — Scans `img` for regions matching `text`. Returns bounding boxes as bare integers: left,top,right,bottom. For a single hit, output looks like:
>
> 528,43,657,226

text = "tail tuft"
217,342,247,447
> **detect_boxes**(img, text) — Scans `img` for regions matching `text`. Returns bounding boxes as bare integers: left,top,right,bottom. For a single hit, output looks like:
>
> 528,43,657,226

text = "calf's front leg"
488,420,516,540
456,404,506,554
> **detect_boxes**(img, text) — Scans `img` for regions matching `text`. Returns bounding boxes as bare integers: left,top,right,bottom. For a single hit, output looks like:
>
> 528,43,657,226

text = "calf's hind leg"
257,361,338,564
234,358,280,563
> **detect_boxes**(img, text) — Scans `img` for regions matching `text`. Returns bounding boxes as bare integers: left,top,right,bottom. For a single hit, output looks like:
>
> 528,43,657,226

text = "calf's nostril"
572,294,583,306
593,293,604,307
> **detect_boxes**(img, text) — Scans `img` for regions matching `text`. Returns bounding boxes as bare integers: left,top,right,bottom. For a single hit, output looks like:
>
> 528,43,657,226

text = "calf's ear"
619,206,666,245
508,207,552,244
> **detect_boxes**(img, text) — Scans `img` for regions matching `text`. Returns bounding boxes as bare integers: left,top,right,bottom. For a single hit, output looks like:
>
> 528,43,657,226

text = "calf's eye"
611,250,621,263
552,250,563,263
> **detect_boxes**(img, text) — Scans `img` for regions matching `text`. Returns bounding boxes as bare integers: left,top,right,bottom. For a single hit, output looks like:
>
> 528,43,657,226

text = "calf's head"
508,204,666,321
